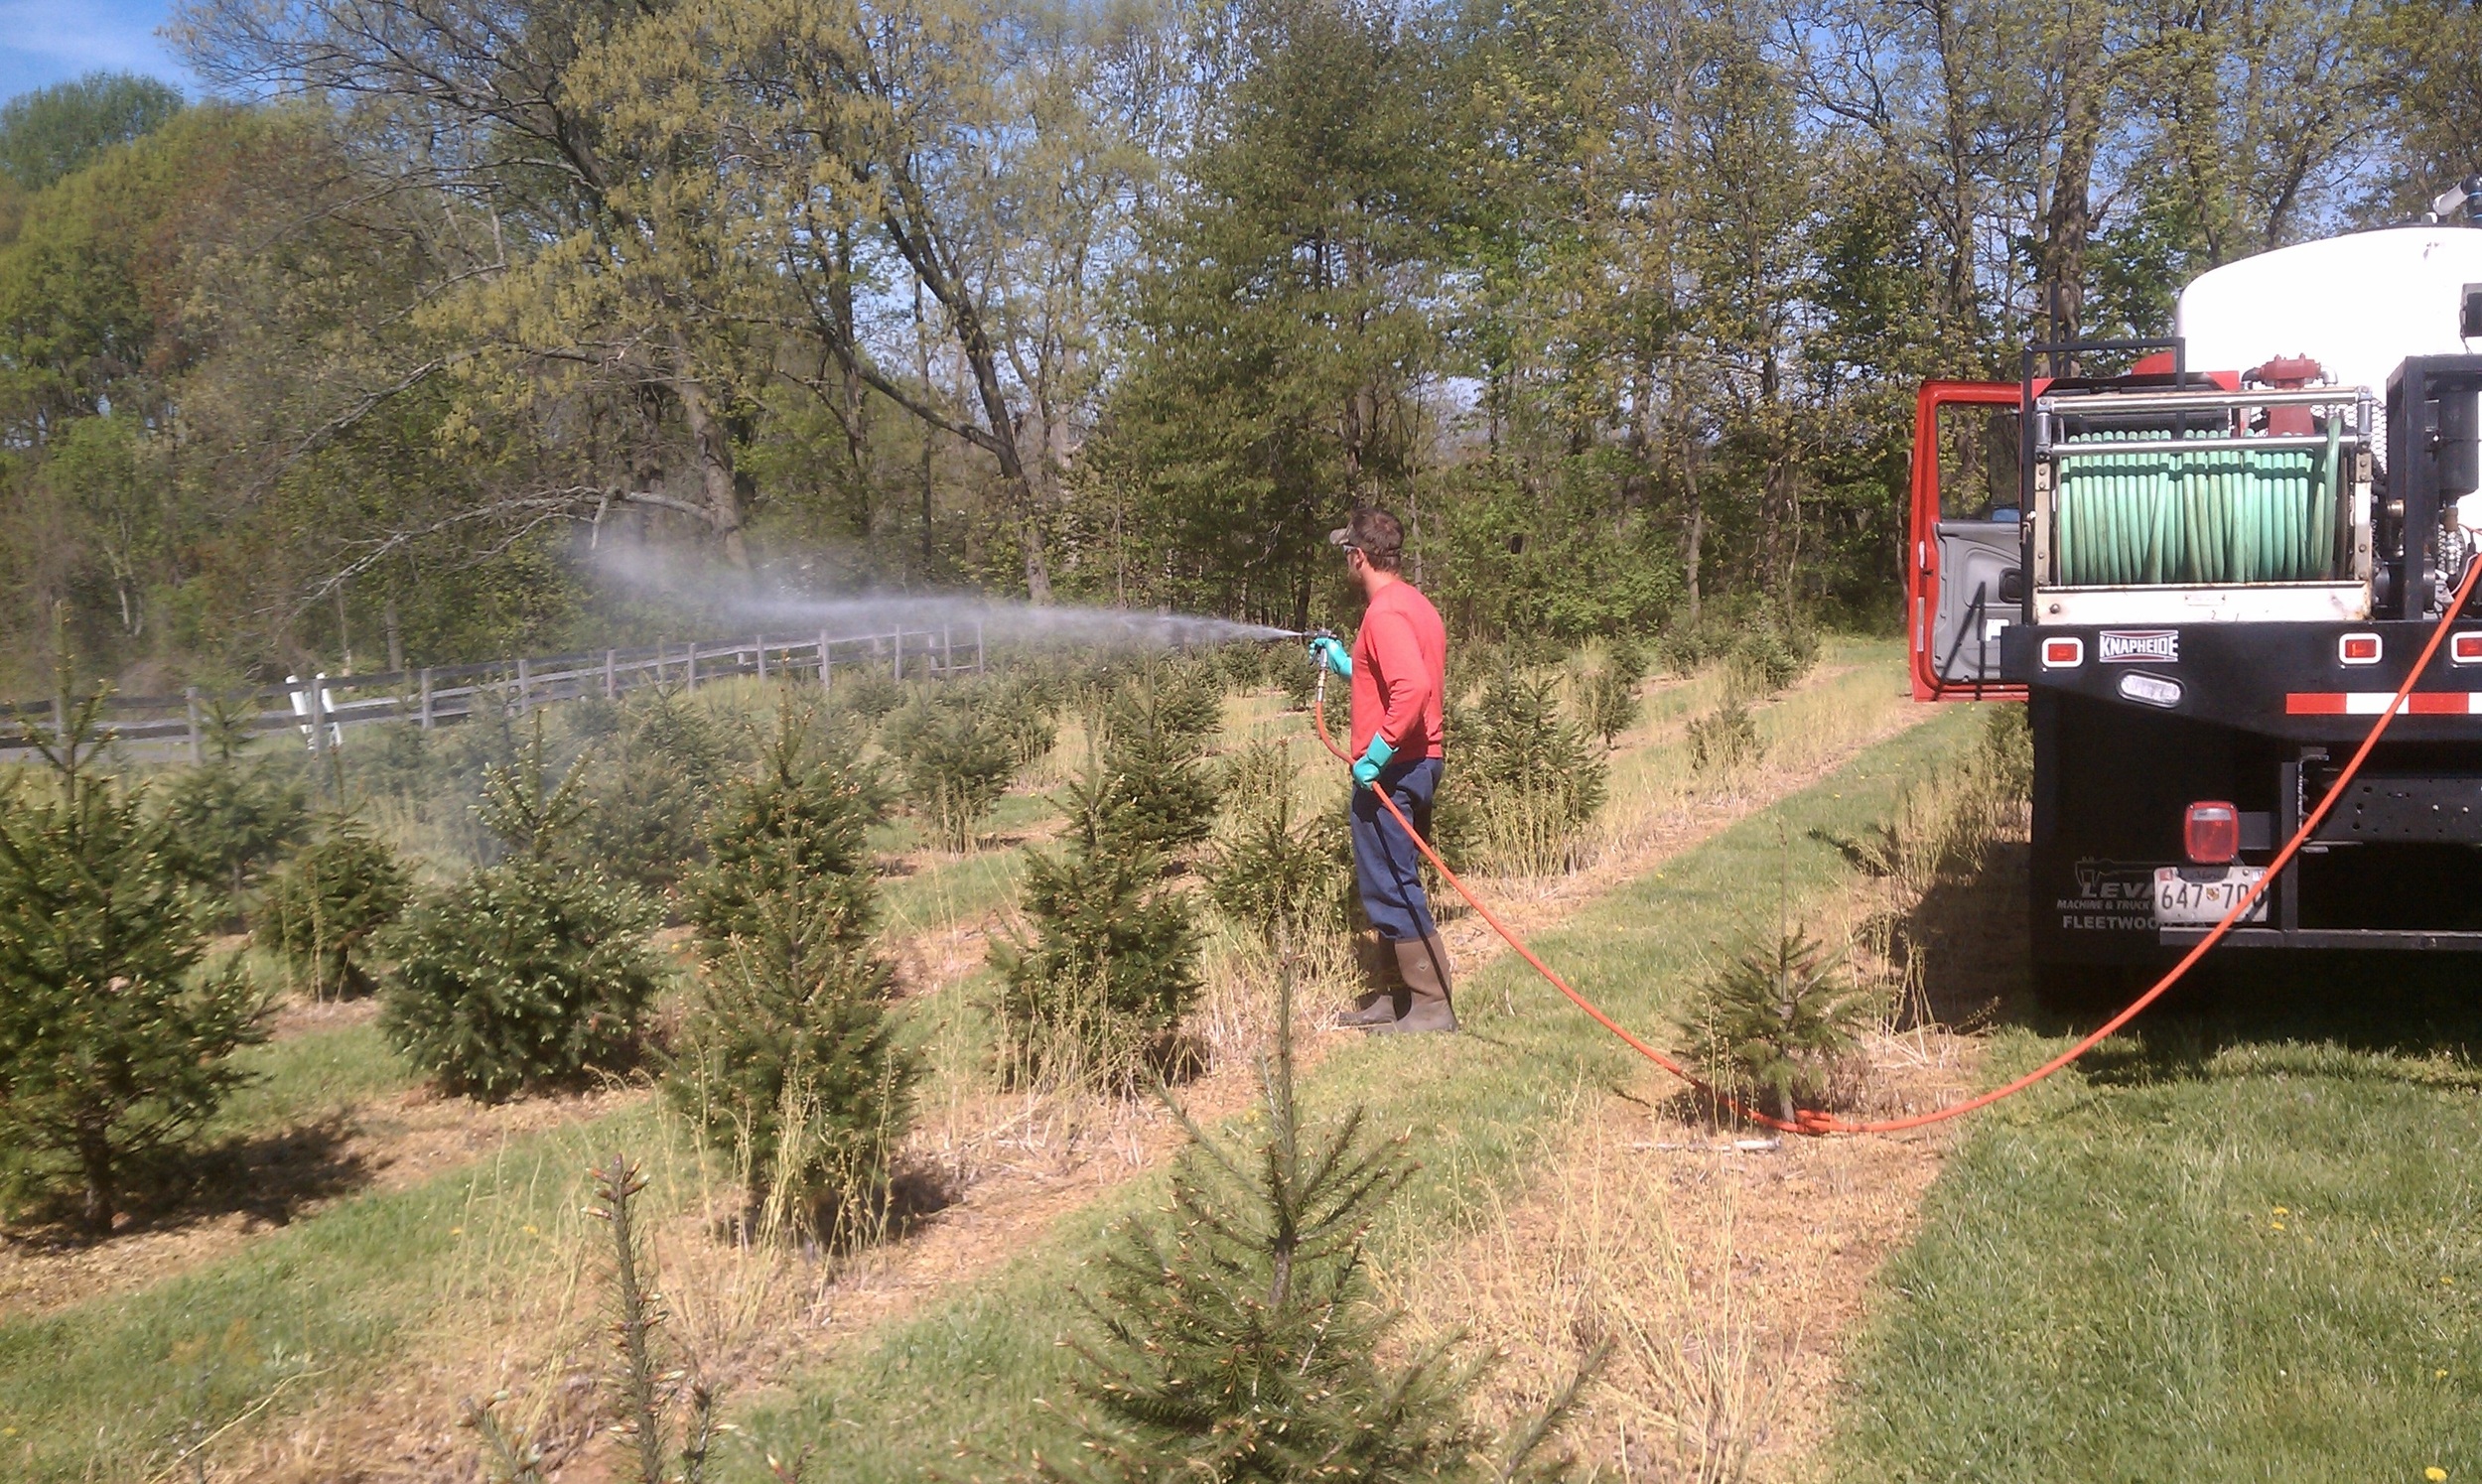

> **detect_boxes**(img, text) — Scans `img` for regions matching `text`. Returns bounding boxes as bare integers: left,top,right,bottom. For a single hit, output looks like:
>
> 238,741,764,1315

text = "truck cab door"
1909,380,2030,701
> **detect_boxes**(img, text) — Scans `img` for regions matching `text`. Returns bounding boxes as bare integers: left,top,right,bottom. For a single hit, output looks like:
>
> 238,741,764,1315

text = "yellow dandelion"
2425,1468,2446,1482
2437,1369,2450,1379
2444,1276,2457,1286
2272,1221,2285,1231
449,1226,465,1237
523,1224,540,1236
2275,1206,2290,1216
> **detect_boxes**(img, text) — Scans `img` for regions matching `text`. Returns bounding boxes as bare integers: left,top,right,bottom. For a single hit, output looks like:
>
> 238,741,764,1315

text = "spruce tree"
1678,926,1875,1127
1034,970,1588,1484
1205,741,1351,950
255,817,412,1000
157,694,312,916
670,710,915,1241
381,731,665,1101
1461,671,1607,874
686,708,887,943
881,687,1017,850
997,766,1201,1091
0,688,265,1235
1090,677,1221,859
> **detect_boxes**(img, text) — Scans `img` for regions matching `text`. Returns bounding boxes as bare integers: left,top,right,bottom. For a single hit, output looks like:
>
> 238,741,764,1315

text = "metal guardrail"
2,623,986,762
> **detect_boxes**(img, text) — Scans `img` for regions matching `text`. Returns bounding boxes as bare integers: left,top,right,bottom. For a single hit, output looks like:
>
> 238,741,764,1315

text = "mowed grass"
210,1019,412,1135
710,702,1976,1481
0,654,1951,1479
1830,963,2482,1479
0,1101,671,1479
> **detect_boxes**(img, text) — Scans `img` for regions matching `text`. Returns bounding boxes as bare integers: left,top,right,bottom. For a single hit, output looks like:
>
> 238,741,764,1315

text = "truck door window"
1938,406,2022,519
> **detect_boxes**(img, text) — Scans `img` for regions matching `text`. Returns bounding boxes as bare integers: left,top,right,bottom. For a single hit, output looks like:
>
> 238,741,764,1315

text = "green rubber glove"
1309,634,1352,677
1351,734,1394,789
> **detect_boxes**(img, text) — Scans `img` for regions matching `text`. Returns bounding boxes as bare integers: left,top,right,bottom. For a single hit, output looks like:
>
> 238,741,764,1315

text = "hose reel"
2052,422,2345,587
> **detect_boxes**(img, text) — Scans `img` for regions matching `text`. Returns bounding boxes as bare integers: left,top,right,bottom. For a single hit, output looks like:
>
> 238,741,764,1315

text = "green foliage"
881,687,1018,851
465,1155,723,1484
1077,0,1439,625
573,686,742,892
996,771,1201,1093
686,707,887,946
1686,701,1763,772
1678,926,1875,1126
1577,642,1647,748
668,884,918,1245
1085,674,1223,859
990,675,1061,771
1205,741,1351,949
157,697,314,911
828,667,905,723
1212,640,1271,692
1037,971,1586,1484
671,706,911,1237
0,689,265,1235
1725,607,1819,697
380,738,665,1100
1277,652,1321,713
1457,670,1607,875
254,817,412,1001
0,72,185,193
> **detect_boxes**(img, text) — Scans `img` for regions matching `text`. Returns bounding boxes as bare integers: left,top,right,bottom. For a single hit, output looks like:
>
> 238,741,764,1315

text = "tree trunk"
79,1131,114,1239
1682,465,1706,624
673,371,749,569
2038,0,2109,367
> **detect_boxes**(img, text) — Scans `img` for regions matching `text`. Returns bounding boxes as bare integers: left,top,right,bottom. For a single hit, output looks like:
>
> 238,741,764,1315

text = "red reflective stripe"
2287,692,2482,715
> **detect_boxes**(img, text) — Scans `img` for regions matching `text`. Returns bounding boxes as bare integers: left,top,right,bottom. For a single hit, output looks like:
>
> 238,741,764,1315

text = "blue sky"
1,0,195,104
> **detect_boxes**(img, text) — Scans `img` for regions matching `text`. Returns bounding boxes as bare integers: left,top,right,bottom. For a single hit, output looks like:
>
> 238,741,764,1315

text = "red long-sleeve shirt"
1349,579,1446,759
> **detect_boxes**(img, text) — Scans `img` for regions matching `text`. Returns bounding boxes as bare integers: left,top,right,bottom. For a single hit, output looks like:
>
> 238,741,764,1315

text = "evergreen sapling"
255,816,412,1000
1460,670,1607,875
1089,676,1221,858
1205,741,1351,950
881,687,1017,850
1033,968,1591,1484
157,694,312,919
381,730,665,1101
996,766,1201,1092
0,687,265,1235
670,710,916,1242
1678,850,1877,1128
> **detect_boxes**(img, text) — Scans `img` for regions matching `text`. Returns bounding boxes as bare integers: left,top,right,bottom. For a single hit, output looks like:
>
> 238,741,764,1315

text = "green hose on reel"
2053,422,2344,586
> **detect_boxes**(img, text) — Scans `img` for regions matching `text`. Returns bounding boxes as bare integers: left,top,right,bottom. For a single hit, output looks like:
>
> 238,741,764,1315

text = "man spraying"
1308,507,1455,1033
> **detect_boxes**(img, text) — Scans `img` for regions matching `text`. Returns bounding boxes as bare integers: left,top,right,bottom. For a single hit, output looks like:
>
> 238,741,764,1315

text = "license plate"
2153,867,2269,926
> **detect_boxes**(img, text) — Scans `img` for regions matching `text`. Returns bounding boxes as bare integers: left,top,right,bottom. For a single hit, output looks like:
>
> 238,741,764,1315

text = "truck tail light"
2455,632,2482,665
2041,636,2084,668
2184,801,2240,865
2340,633,2382,664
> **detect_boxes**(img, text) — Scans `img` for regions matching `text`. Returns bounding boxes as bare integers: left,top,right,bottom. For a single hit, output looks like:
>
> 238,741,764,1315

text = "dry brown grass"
28,649,1973,1483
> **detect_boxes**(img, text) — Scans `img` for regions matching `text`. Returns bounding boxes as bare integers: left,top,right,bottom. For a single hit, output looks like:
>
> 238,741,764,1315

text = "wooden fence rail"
1,622,986,762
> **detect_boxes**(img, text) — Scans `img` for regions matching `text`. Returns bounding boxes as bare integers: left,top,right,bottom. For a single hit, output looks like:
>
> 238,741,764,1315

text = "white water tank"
2177,225,2482,402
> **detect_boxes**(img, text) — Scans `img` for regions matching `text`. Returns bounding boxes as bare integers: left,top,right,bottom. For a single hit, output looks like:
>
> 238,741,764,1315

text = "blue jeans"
1352,755,1443,941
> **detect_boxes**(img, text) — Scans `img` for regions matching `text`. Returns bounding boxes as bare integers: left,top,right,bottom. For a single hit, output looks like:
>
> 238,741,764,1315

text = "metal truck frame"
1908,228,2482,997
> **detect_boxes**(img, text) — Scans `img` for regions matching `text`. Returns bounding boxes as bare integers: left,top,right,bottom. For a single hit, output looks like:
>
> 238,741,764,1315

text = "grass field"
0,643,1960,1480
1828,960,2482,1481
707,702,1981,1480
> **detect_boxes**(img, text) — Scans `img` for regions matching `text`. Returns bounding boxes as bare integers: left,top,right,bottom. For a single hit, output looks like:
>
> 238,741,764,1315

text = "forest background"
2,0,2479,694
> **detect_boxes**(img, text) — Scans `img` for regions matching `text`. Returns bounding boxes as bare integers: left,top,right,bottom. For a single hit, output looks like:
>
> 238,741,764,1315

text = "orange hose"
1312,552,2482,1137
